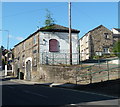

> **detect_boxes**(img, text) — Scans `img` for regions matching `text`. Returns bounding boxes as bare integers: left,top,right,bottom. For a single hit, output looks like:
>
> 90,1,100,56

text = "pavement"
9,78,77,88
2,76,76,88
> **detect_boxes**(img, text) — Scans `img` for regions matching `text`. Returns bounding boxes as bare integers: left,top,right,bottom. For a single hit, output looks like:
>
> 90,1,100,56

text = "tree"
113,40,120,57
1,46,4,50
44,9,55,27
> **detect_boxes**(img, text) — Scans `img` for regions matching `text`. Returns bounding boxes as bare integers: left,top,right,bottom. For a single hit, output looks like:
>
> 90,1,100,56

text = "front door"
26,60,31,81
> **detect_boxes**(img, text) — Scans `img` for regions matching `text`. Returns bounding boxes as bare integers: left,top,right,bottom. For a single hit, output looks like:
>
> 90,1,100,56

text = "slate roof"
113,28,120,32
40,24,80,33
14,24,80,47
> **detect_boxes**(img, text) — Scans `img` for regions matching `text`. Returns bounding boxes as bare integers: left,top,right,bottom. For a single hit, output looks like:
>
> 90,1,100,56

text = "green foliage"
44,9,55,27
93,55,99,59
1,46,4,50
113,40,120,57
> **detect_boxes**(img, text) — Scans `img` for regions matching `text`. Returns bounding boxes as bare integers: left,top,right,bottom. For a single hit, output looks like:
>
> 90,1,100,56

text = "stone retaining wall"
30,64,119,84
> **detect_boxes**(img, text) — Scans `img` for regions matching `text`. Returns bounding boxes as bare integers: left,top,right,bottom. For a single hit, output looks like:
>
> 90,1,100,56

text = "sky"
1,2,119,49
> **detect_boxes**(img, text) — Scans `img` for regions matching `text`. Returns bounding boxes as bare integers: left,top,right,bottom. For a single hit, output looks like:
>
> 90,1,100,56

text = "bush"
113,40,120,58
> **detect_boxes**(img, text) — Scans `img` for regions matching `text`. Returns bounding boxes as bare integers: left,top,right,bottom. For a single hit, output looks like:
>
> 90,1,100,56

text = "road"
1,78,119,106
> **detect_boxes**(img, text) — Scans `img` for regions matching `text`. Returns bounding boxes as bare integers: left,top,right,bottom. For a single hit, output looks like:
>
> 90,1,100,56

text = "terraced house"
13,24,80,80
79,25,113,61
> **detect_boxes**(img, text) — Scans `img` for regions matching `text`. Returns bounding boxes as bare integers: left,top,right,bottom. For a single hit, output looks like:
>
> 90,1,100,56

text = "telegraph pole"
68,2,72,65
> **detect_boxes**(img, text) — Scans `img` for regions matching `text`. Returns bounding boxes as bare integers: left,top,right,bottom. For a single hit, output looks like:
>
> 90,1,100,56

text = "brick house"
79,25,113,61
13,24,80,80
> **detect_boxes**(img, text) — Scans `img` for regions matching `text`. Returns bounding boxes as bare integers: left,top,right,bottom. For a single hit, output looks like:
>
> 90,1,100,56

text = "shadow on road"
0,77,17,81
53,79,120,98
1,78,119,106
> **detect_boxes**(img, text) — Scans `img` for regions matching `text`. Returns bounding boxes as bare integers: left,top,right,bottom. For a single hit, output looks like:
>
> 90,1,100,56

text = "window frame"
104,33,109,39
49,39,59,52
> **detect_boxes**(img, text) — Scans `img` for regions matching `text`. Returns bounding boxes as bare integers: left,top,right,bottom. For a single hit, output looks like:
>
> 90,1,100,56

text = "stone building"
14,24,80,80
79,25,113,61
112,28,120,43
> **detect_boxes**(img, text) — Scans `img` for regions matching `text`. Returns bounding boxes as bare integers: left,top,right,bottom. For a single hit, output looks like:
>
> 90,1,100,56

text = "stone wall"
32,65,79,83
30,64,119,84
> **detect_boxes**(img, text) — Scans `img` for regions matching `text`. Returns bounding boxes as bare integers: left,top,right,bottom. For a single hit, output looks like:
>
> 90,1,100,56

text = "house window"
104,33,109,39
49,39,59,52
33,50,37,54
103,48,109,54
95,52,102,56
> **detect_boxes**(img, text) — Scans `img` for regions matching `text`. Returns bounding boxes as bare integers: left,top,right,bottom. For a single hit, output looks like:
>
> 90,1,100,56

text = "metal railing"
40,52,79,65
75,57,120,84
38,53,120,84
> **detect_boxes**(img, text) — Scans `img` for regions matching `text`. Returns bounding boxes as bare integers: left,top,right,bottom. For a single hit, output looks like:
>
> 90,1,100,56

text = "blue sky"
1,2,118,49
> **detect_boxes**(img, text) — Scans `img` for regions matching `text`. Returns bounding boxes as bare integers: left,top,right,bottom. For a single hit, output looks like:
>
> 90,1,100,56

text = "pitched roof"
14,24,80,47
80,25,111,40
113,28,120,32
39,24,80,33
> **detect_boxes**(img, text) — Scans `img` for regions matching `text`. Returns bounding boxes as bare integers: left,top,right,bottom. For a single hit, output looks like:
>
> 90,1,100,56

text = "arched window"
49,39,59,52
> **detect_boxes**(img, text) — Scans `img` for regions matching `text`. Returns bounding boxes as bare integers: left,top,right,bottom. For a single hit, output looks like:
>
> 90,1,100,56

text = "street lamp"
0,29,9,50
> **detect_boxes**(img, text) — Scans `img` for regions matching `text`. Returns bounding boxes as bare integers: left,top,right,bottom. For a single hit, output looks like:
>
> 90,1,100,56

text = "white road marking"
54,87,118,99
78,90,118,99
70,104,76,105
23,90,48,98
7,86,14,89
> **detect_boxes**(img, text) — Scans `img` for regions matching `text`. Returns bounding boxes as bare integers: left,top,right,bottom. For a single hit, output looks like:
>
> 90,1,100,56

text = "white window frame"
104,33,109,39
103,48,110,54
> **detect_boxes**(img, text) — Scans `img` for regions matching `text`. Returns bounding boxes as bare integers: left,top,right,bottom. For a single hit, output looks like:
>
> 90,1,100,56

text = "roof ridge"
14,24,80,47
40,24,80,32
80,25,110,39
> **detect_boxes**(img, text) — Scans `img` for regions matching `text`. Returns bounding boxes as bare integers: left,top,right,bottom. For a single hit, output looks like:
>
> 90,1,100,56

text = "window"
33,50,37,54
49,39,59,52
104,33,109,39
18,56,20,60
103,48,109,54
95,52,102,56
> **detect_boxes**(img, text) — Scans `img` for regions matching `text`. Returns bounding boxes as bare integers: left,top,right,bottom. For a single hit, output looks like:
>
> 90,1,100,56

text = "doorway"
26,60,31,81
